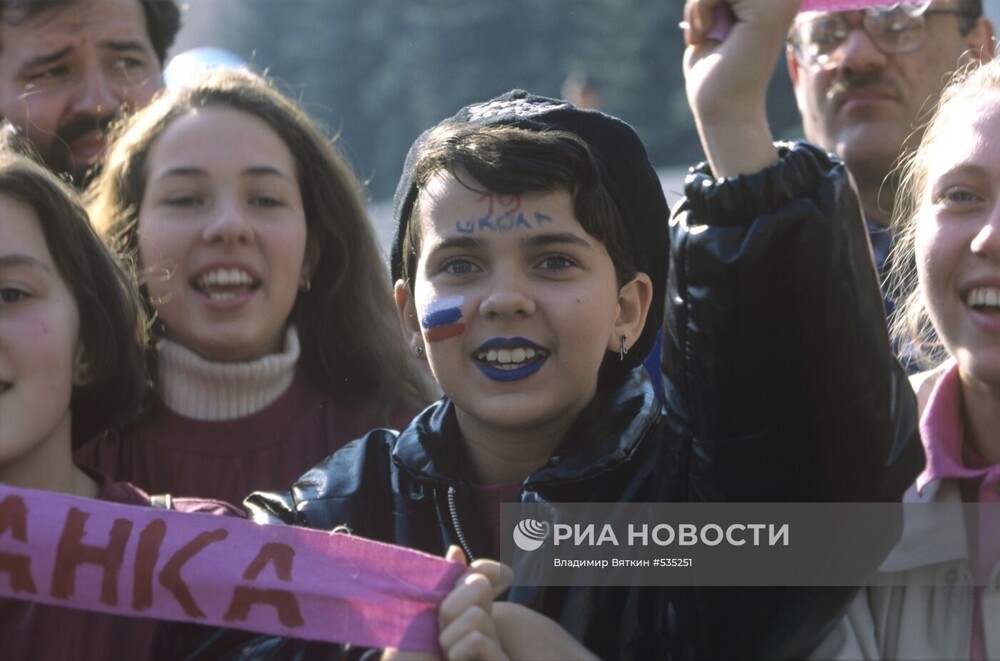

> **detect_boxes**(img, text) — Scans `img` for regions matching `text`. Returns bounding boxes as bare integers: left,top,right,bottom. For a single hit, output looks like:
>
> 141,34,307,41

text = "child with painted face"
0,133,241,659
76,70,437,505
809,57,1000,661
240,2,924,656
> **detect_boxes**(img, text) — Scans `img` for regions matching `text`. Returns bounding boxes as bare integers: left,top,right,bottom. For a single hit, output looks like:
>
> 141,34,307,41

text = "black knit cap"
390,89,669,368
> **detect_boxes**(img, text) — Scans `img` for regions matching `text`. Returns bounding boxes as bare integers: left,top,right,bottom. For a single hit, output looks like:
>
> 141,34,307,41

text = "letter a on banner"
0,485,464,653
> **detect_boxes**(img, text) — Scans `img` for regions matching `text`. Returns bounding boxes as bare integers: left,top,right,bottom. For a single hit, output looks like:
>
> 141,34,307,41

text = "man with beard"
786,1,994,319
0,0,179,186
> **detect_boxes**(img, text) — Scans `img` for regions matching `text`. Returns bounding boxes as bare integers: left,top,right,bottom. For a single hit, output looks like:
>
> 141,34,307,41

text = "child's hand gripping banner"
0,484,464,653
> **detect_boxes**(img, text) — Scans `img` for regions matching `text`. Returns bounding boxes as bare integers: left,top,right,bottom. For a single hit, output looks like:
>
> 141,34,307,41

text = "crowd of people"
0,0,997,658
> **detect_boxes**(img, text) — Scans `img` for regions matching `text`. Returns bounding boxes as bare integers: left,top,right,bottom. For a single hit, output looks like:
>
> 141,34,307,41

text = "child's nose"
479,272,536,319
202,199,253,245
971,206,1000,261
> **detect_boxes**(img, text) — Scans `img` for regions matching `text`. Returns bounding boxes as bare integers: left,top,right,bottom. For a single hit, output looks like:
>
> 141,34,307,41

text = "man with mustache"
786,1,994,318
0,0,179,186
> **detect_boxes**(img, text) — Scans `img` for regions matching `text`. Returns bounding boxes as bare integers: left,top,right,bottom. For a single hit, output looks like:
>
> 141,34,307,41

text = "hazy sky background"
167,0,1000,246
174,2,1000,54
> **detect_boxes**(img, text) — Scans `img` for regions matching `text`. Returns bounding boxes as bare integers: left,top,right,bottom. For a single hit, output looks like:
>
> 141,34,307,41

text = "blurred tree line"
179,0,802,201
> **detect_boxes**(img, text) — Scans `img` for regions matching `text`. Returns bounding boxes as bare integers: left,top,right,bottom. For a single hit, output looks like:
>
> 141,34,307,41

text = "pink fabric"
917,363,1000,499
1,475,178,660
0,484,463,653
800,0,926,11
916,362,1000,660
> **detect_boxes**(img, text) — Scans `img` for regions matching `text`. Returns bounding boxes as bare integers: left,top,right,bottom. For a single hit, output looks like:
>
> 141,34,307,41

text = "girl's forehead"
146,106,297,178
0,194,46,253
925,99,1000,173
920,108,1000,184
0,194,67,290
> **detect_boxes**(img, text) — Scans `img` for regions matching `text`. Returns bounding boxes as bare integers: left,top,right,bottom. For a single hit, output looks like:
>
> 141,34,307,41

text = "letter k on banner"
0,485,463,653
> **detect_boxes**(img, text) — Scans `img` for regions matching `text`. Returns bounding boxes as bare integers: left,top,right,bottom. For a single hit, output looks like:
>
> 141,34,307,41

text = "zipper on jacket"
447,486,475,562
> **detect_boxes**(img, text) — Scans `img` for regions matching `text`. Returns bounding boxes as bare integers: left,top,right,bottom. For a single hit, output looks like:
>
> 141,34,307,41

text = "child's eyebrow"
243,166,296,182
152,167,205,180
0,254,52,273
152,166,295,182
427,232,593,254
428,236,485,253
931,162,987,182
522,232,593,249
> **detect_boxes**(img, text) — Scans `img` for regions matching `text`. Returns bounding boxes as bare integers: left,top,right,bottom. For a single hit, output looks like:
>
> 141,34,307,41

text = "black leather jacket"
210,143,924,660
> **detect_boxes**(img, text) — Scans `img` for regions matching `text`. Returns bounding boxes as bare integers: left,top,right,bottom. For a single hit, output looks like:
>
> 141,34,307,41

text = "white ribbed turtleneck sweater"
157,326,299,421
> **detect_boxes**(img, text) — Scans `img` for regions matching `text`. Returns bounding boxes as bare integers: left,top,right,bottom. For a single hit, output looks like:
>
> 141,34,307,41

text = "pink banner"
0,485,464,652
800,0,926,11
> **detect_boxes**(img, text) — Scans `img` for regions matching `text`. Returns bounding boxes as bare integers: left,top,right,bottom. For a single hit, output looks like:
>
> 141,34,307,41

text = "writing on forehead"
465,98,570,122
475,191,520,215
455,210,554,235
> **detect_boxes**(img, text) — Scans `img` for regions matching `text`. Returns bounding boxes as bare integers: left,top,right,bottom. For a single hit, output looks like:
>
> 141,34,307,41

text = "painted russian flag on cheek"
421,295,466,342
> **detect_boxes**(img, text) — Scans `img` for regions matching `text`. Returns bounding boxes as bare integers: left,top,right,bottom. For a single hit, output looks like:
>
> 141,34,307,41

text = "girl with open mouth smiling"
815,51,1000,661
75,70,436,507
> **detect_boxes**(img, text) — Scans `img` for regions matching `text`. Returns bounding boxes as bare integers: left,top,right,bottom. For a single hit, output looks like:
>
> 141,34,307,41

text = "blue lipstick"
474,337,548,382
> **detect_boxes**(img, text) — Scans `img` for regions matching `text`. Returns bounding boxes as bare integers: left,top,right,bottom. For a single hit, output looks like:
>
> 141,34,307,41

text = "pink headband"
707,1,930,42
801,0,927,10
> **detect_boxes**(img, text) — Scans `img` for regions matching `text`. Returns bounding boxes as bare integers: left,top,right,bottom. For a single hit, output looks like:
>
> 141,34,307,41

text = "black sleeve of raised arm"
662,141,924,658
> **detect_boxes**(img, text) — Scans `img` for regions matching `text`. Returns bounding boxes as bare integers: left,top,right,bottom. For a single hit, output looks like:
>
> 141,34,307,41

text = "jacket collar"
390,368,661,486
878,479,968,573
876,360,973,572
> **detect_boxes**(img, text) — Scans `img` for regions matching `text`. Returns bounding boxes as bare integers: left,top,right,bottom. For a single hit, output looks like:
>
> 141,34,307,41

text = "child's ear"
394,279,426,358
608,272,653,354
299,236,321,283
72,343,93,387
